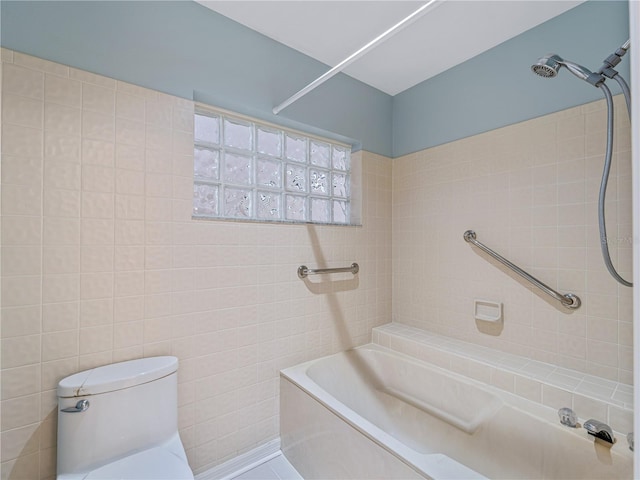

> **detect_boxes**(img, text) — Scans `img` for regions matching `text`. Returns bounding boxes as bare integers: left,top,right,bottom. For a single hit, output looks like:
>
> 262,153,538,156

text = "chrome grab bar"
463,230,580,309
298,263,359,279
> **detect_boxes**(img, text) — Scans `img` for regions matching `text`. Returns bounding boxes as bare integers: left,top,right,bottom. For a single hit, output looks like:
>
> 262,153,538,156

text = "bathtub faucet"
557,407,578,428
584,419,615,444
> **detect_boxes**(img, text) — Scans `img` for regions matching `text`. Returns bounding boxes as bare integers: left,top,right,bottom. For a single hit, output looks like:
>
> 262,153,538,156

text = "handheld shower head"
530,42,632,288
531,54,604,87
531,54,562,78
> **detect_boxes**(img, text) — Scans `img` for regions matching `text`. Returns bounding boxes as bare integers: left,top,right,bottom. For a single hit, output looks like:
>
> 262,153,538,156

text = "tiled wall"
1,46,633,480
0,50,392,479
393,95,633,384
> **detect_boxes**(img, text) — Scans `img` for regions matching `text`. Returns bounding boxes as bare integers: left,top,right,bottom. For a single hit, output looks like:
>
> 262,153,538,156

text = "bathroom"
0,0,638,479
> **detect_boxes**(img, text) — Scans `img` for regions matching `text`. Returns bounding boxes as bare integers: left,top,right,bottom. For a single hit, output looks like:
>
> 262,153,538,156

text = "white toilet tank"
57,356,193,479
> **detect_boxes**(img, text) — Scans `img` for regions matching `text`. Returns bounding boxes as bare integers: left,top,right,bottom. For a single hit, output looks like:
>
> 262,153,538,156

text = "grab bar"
463,230,580,309
298,263,359,279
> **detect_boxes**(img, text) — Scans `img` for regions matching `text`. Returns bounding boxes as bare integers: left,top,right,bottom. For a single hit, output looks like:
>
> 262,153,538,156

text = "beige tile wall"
393,95,633,385
0,50,393,479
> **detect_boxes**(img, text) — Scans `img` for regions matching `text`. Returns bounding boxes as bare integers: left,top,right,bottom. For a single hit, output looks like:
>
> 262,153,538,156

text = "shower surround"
393,94,633,384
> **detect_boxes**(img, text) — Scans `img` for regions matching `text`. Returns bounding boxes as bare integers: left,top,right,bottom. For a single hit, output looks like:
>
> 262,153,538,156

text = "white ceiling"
197,1,585,96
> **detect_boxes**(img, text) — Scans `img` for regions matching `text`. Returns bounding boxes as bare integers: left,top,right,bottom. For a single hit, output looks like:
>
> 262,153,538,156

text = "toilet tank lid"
57,356,178,398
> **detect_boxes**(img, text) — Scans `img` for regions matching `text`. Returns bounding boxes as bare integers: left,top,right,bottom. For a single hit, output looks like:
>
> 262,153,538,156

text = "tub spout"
584,419,615,444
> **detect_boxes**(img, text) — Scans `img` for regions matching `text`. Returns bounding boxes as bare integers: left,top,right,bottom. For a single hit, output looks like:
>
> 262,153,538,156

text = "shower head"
531,54,604,87
531,54,562,78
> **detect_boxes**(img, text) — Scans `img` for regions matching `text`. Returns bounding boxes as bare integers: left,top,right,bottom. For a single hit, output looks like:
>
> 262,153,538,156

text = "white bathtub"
280,344,632,479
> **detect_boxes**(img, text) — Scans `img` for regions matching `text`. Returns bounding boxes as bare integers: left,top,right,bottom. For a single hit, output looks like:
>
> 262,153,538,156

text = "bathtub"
280,344,632,479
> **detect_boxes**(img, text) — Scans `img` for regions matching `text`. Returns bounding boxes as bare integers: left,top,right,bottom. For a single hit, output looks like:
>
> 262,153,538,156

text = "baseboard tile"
195,439,282,480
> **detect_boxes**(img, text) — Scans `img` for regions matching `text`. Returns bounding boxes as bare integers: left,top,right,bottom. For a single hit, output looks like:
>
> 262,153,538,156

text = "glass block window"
193,107,351,224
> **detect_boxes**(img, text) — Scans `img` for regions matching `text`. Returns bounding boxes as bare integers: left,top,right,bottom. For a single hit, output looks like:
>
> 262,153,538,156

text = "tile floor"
231,454,303,480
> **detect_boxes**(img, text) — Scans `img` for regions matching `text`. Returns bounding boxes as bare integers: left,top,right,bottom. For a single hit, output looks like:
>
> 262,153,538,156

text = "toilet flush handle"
61,399,90,413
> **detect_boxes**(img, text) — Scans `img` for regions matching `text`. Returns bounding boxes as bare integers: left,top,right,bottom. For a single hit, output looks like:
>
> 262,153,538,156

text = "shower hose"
597,80,632,287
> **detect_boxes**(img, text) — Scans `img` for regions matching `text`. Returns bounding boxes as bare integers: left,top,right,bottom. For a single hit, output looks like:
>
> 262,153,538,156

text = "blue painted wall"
392,0,630,157
0,1,393,156
0,1,630,159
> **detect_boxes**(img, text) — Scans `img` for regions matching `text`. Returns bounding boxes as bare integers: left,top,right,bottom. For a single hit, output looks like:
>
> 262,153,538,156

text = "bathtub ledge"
373,323,633,436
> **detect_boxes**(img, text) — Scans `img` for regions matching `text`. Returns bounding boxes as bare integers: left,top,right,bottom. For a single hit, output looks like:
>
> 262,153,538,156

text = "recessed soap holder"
474,299,502,323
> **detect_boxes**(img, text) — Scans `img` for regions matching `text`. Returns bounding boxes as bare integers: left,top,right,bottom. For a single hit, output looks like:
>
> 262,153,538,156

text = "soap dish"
474,299,502,322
